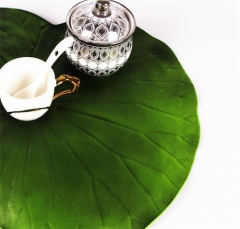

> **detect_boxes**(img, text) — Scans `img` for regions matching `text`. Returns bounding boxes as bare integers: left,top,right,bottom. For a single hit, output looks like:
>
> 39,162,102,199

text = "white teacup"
0,57,80,121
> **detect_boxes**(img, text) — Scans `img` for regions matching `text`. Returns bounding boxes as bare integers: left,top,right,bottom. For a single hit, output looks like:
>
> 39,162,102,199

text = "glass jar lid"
66,0,136,46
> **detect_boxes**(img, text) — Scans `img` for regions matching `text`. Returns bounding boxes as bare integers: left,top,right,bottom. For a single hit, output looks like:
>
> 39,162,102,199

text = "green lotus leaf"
0,8,200,229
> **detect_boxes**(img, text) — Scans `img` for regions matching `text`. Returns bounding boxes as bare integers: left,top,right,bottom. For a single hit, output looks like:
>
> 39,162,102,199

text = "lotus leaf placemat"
0,8,200,229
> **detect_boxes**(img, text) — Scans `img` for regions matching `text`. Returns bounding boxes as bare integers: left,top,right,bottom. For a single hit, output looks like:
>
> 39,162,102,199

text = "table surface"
0,0,239,228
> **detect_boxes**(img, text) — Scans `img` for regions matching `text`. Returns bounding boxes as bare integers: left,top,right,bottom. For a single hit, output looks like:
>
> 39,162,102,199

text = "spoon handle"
46,36,74,67
12,37,74,99
35,36,74,94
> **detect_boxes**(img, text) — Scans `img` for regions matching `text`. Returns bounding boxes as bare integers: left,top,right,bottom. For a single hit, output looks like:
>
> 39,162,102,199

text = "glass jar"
65,0,136,77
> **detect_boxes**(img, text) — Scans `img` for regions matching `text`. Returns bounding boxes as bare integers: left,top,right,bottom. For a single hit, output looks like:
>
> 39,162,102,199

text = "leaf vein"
51,115,133,217
61,108,139,133
123,157,179,191
122,158,161,211
26,202,32,229
13,201,25,228
139,103,195,125
18,11,35,49
143,134,188,171
146,130,196,148
51,114,180,191
65,122,161,211
91,178,104,228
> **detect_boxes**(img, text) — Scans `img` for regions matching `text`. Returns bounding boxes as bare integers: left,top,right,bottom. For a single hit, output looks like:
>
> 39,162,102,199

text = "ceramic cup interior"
0,57,56,121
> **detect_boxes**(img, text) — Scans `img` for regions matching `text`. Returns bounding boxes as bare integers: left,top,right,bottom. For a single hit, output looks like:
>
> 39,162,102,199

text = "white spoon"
13,36,74,99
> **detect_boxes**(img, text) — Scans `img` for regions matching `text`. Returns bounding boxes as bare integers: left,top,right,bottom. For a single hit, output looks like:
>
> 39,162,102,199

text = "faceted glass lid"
66,0,136,45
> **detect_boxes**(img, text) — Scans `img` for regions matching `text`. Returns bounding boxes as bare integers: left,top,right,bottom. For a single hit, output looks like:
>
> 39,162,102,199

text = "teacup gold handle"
53,74,80,100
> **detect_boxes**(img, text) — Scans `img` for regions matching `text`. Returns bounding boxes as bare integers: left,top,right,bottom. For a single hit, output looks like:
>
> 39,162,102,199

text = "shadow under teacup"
0,57,80,121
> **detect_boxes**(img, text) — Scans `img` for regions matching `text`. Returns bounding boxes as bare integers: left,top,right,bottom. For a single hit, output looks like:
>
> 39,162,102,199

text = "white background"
0,0,239,228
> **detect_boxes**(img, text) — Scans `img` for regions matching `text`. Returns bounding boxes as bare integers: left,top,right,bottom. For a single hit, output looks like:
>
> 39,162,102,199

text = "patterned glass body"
65,31,133,76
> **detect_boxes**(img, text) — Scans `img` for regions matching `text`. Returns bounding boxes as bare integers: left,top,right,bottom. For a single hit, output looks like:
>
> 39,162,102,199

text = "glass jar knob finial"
92,0,111,17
